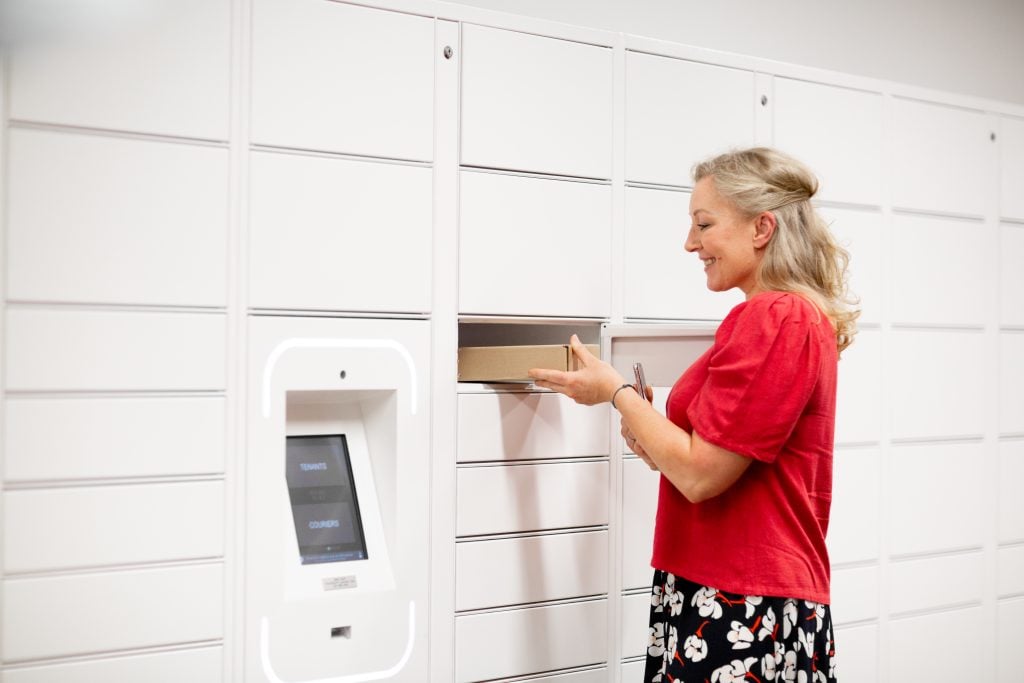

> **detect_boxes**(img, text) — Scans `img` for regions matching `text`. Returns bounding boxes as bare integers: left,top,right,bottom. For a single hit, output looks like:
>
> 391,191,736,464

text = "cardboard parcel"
457,344,601,383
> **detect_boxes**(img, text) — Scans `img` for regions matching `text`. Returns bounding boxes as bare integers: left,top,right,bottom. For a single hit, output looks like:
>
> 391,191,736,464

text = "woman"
529,147,856,682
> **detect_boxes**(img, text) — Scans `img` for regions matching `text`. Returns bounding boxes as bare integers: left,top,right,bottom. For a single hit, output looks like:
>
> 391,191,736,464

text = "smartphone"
633,362,650,403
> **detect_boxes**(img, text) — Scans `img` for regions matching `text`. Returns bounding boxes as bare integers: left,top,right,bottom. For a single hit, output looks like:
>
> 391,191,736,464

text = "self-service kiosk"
246,317,430,682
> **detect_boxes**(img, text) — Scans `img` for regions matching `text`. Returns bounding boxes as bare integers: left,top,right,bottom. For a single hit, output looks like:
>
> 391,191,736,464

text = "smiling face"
686,176,774,299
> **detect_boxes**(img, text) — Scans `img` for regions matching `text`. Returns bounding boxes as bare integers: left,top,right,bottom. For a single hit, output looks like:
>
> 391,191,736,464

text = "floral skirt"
644,570,837,683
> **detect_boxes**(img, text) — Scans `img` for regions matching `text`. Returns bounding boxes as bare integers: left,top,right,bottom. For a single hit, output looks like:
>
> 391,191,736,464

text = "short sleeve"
686,293,822,463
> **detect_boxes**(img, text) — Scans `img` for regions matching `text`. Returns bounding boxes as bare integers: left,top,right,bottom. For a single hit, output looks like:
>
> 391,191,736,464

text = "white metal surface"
454,599,608,682
889,608,983,680
4,396,225,481
457,392,608,462
250,0,433,160
248,151,432,314
623,185,742,320
1000,116,1024,220
455,531,609,610
828,447,881,565
7,128,229,307
820,206,884,326
3,482,224,573
5,308,226,392
1,647,223,683
997,545,1024,597
2,564,224,661
831,565,880,624
835,329,883,445
999,332,1024,434
999,224,1024,326
998,441,1024,542
774,78,884,206
8,0,231,140
888,552,983,615
459,171,612,318
625,52,755,186
620,458,658,590
461,25,613,178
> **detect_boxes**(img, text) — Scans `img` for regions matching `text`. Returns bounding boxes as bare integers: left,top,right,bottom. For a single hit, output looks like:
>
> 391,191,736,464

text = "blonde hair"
692,147,859,354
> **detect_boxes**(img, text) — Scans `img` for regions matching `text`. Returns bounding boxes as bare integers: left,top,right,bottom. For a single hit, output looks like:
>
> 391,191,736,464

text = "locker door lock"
444,46,454,59
761,95,768,106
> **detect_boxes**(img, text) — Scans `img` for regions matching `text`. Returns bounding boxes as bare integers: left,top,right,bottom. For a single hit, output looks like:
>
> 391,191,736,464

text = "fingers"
568,334,595,365
528,367,569,385
645,385,654,403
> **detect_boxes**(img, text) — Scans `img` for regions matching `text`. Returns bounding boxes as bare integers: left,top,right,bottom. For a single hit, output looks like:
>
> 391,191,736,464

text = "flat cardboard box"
457,344,600,383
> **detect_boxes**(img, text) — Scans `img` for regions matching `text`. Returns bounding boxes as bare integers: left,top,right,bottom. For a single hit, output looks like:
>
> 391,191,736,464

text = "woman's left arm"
529,335,751,504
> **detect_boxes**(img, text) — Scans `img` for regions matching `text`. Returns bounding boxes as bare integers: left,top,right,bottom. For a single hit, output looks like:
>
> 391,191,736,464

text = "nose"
684,224,701,253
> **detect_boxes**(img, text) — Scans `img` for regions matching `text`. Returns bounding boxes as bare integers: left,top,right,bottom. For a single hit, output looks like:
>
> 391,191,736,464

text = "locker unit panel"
773,79,884,206
999,441,1024,542
831,565,879,625
623,186,742,320
249,151,432,313
820,206,884,325
455,599,607,682
625,52,755,186
251,0,433,160
997,545,1024,597
998,599,1024,682
456,392,608,463
889,442,987,556
890,214,989,327
461,25,612,178
4,397,225,482
1000,332,1024,434
621,457,660,590
1000,224,1024,326
832,624,877,682
7,129,228,307
2,564,223,661
456,461,609,536
890,330,988,441
2,646,222,683
455,531,608,610
1001,116,1024,220
835,329,882,446
3,481,224,573
619,591,650,659
891,98,992,217
889,608,984,681
8,0,230,140
460,172,611,317
889,552,983,614
5,309,226,392
828,447,880,565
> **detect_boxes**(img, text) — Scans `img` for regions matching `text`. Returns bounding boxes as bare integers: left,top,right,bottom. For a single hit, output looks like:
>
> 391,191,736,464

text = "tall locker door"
625,53,756,187
461,25,613,178
623,186,742,320
891,98,993,217
773,79,884,207
250,0,434,160
248,0,435,314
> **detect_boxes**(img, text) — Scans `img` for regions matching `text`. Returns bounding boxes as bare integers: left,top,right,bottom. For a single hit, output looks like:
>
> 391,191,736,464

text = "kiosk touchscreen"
285,435,368,565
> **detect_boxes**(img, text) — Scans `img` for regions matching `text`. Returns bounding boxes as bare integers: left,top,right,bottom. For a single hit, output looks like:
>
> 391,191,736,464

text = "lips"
702,257,717,269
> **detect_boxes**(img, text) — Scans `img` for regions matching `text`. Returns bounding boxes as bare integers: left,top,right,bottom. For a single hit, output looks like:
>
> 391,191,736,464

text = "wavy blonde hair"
692,147,859,354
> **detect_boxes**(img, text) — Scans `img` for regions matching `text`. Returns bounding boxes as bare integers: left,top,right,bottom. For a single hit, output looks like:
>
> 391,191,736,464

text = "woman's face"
686,176,767,298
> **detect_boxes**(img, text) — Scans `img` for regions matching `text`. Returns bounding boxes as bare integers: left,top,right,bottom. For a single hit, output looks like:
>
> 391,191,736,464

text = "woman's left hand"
528,335,625,406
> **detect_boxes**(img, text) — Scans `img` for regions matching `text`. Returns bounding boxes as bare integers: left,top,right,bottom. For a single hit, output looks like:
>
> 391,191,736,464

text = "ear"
752,211,777,249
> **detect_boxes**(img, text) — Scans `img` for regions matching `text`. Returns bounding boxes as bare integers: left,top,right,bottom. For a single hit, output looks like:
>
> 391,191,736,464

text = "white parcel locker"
623,186,742,320
8,0,230,140
820,207,884,325
250,0,434,160
460,171,611,317
625,52,755,187
773,79,884,207
246,316,430,681
891,98,993,217
249,151,432,314
461,24,613,178
1001,116,1024,220
1000,224,1024,327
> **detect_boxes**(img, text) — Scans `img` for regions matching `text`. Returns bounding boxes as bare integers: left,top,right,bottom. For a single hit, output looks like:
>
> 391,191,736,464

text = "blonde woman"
530,148,855,682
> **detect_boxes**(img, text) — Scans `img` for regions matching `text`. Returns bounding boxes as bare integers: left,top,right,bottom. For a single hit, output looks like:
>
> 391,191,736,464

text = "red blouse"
652,291,838,603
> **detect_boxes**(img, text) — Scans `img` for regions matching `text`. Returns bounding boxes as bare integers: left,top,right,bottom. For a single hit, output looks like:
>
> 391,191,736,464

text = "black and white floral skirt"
644,570,837,683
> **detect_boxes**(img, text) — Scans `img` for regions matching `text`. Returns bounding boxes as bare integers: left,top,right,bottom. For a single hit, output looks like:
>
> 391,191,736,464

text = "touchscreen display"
285,434,368,564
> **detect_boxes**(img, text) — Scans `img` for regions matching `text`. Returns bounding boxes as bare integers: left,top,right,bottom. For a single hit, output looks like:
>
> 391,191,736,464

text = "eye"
697,223,711,231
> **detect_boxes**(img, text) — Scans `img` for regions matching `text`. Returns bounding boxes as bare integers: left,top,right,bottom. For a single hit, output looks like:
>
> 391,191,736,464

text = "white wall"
449,0,1024,106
